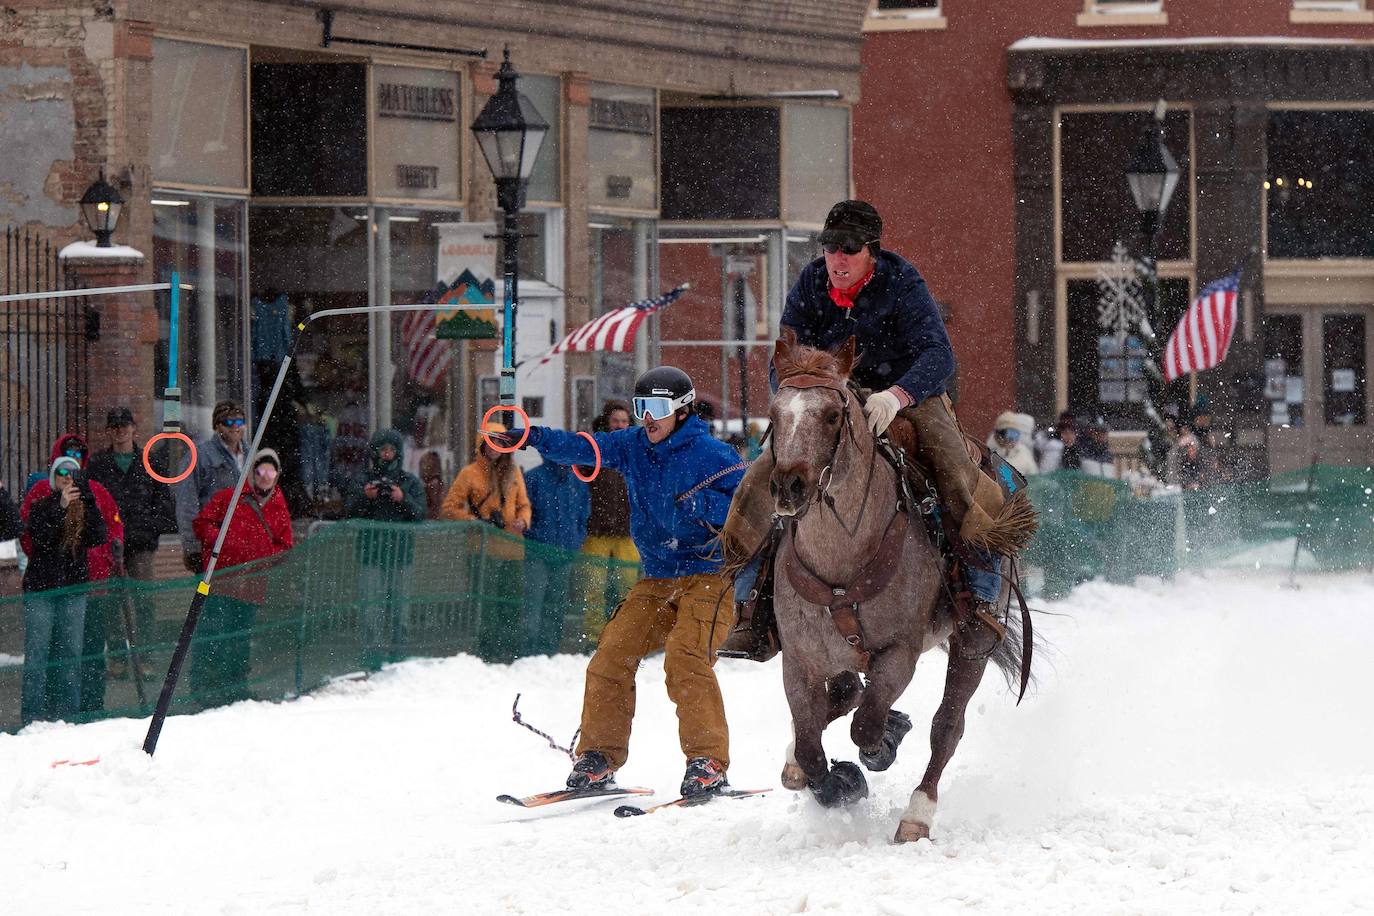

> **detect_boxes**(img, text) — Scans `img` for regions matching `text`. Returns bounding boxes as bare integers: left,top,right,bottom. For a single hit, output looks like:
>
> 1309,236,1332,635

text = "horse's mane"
772,341,844,383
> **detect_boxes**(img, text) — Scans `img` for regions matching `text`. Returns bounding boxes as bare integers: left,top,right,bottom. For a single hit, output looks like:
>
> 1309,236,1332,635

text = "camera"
367,476,395,496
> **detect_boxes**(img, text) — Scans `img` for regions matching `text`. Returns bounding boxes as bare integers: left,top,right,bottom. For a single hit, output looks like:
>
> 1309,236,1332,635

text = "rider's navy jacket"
780,249,955,406
522,414,745,579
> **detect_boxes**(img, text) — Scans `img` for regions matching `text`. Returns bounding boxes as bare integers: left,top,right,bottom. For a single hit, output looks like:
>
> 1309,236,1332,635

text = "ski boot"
566,750,616,790
680,756,728,798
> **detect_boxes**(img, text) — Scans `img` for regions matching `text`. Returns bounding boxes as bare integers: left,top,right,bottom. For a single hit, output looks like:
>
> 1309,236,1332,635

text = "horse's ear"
833,336,858,378
774,326,797,370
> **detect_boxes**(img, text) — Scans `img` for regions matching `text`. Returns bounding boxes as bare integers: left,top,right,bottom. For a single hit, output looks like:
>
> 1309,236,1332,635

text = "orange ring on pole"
573,431,601,482
481,405,530,453
144,433,196,484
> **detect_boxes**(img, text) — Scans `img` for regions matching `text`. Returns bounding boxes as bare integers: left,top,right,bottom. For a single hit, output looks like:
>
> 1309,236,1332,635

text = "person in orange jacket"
189,448,293,705
440,422,531,662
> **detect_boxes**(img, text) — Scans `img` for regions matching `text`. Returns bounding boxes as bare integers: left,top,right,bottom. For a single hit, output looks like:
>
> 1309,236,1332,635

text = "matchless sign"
374,65,460,199
377,82,456,121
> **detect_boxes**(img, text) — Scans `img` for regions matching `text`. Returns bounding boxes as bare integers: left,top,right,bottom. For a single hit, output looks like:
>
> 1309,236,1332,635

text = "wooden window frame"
863,0,947,33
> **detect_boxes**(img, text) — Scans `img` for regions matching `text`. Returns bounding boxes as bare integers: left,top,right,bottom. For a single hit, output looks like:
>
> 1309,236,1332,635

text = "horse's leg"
851,644,919,772
895,644,988,843
780,652,832,791
782,671,862,790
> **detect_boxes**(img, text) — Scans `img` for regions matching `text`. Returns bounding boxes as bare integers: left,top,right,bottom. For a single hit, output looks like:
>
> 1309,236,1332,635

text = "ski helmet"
632,366,695,421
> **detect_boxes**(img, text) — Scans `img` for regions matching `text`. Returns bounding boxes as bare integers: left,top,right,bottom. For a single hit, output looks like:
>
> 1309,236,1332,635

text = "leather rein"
773,374,909,673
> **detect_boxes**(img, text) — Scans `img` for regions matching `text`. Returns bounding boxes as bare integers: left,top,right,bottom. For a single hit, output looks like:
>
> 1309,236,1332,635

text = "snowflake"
1096,241,1146,340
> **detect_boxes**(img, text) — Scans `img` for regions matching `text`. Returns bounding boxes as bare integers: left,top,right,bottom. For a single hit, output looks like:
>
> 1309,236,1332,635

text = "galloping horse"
766,330,1028,843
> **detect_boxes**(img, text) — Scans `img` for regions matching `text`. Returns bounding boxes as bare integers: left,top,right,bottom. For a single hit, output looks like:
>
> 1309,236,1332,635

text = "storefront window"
661,107,781,221
151,39,247,188
151,194,246,437
1267,110,1374,259
784,105,849,223
589,84,657,212
373,66,462,201
248,205,369,514
1060,109,1191,263
251,61,367,197
521,74,562,204
1263,314,1305,427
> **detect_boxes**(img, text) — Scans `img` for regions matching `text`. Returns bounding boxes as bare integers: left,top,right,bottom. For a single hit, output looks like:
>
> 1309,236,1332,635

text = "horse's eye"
825,411,840,425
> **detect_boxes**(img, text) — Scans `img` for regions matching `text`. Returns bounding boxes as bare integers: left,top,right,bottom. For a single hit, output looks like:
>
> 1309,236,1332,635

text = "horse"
766,330,1028,843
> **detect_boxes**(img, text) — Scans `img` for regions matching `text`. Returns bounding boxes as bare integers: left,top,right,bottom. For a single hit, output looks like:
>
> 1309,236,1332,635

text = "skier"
492,366,746,799
721,199,1032,660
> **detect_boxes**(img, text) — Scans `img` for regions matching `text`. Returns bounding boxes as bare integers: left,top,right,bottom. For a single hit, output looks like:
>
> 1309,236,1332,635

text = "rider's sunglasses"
822,238,875,257
220,417,246,428
632,396,677,422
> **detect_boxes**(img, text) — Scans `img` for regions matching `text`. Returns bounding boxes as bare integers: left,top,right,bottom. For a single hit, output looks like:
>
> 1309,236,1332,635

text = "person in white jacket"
987,411,1038,478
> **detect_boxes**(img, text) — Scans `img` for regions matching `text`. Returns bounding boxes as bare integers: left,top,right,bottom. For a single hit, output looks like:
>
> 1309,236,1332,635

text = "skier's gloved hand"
483,427,536,450
863,390,901,435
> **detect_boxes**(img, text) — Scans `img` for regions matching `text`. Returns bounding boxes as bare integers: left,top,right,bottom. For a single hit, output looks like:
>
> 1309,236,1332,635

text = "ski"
496,784,653,809
613,787,771,817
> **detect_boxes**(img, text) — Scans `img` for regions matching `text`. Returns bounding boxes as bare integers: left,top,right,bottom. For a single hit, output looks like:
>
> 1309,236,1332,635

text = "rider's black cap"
818,200,882,246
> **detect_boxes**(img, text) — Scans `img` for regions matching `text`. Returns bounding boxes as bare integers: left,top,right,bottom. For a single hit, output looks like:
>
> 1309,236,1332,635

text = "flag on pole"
401,285,454,389
1162,269,1241,382
528,284,690,368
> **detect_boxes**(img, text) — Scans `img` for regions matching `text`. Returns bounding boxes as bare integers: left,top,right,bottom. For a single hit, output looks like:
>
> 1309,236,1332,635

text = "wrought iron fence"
1,226,92,494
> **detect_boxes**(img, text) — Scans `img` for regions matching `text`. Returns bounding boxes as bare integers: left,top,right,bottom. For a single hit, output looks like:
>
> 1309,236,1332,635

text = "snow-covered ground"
4,570,1373,915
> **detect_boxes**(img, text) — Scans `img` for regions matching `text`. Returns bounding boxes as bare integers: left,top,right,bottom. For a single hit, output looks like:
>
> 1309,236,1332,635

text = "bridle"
770,373,877,536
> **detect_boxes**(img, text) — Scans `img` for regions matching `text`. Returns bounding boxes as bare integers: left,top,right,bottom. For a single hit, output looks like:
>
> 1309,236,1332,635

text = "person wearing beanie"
175,400,249,574
189,448,293,706
343,428,426,670
18,454,110,724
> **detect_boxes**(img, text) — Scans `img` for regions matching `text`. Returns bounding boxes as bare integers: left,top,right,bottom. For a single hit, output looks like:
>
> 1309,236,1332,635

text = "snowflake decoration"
1096,241,1146,340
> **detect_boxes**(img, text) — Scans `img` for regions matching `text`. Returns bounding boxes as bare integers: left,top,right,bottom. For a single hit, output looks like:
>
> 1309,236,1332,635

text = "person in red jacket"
189,448,293,706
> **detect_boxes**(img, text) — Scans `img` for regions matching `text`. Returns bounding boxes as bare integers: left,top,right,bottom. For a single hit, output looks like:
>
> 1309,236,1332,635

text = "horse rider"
720,199,1021,660
492,366,747,799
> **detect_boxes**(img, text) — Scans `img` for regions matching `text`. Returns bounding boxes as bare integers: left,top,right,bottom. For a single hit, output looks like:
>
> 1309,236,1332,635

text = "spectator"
19,456,109,725
417,450,446,520
19,434,124,713
522,456,590,656
176,401,249,573
0,482,20,542
441,422,531,663
88,406,176,682
1166,431,1215,491
987,411,1037,478
1036,412,1075,473
190,448,293,706
1071,417,1116,478
580,401,640,642
343,429,426,670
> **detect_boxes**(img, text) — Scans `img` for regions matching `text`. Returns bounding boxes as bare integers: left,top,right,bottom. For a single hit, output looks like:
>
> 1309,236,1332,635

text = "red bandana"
827,267,875,309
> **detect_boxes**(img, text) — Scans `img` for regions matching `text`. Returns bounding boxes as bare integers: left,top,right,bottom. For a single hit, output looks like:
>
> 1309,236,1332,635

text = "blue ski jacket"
520,415,745,579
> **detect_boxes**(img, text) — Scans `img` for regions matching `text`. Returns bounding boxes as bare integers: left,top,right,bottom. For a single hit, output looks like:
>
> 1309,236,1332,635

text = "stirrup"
955,599,1006,661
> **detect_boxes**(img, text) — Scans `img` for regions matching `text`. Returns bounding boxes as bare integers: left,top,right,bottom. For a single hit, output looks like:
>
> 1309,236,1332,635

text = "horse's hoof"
810,761,868,808
781,762,807,790
859,709,914,773
894,819,930,844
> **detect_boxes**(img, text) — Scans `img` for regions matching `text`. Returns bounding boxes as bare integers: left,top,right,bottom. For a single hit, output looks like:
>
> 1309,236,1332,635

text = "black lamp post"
79,172,124,248
1126,108,1181,445
470,48,549,409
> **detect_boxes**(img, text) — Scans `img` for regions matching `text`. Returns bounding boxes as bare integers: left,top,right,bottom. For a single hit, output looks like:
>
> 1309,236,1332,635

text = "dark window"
251,63,367,197
1067,277,1191,425
661,107,780,221
1262,314,1305,428
1060,110,1191,263
876,0,939,8
1267,110,1374,259
1322,314,1366,426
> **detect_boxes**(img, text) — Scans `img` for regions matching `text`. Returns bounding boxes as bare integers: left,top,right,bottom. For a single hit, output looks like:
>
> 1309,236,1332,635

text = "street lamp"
470,47,549,409
79,172,124,248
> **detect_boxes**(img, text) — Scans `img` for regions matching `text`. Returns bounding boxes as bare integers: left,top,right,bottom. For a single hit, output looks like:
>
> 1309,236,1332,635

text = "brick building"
1,0,867,514
860,0,1374,474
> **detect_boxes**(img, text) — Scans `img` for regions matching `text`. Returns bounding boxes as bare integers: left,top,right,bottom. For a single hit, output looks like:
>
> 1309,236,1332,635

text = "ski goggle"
55,466,74,478
996,428,1021,443
633,392,693,421
822,237,876,256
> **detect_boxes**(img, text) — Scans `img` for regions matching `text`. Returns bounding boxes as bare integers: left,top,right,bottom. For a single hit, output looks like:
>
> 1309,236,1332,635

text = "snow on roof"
58,240,145,261
1011,35,1370,51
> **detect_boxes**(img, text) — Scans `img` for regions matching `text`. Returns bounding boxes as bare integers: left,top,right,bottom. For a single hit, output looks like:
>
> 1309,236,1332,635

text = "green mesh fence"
1025,465,1374,597
0,520,640,734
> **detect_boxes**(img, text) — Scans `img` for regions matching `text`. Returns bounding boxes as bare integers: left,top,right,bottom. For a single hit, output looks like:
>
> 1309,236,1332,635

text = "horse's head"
768,329,860,517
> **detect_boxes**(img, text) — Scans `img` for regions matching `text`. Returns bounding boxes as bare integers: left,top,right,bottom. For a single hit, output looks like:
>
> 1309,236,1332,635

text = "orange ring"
573,431,601,482
481,405,530,453
145,433,196,484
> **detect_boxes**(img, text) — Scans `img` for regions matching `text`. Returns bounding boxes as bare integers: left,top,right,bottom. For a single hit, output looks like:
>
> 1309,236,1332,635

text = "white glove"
863,390,902,435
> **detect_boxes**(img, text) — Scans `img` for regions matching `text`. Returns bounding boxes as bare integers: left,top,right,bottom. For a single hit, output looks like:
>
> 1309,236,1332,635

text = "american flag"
530,284,689,367
1162,269,1241,382
401,285,453,389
